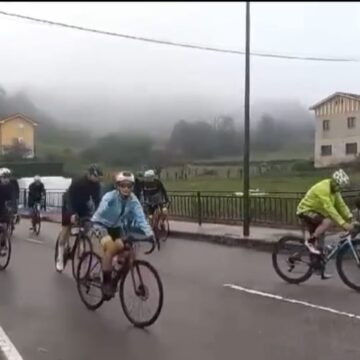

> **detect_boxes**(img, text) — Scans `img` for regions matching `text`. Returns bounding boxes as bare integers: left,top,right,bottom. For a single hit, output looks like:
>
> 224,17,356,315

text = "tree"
169,120,216,159
254,114,280,152
81,134,154,166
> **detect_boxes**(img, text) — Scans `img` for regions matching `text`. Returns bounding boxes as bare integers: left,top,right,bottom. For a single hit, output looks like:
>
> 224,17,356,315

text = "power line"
0,9,357,62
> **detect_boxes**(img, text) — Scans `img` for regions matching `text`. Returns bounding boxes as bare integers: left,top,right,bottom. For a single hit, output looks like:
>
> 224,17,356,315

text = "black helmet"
88,164,103,177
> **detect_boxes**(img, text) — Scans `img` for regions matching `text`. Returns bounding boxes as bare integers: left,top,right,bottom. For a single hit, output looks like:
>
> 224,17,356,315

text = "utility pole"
243,1,251,236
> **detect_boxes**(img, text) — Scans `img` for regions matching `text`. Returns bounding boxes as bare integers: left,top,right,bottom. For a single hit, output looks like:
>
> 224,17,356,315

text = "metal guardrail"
19,188,360,228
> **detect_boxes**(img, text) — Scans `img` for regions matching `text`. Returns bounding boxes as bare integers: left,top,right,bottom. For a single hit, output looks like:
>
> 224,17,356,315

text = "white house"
310,92,360,168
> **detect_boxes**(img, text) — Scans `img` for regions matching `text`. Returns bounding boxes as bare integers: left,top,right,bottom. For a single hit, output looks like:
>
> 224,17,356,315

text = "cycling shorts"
298,211,325,235
93,223,123,253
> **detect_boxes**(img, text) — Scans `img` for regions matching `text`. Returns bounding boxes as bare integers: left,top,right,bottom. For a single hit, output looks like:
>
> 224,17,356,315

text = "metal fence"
19,188,360,228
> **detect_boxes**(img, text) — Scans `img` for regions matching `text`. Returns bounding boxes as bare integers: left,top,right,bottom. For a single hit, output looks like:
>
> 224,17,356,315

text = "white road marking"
25,238,43,244
0,326,23,360
224,283,360,321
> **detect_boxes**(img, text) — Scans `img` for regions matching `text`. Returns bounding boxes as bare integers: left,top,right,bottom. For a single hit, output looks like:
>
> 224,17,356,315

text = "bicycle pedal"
287,264,295,272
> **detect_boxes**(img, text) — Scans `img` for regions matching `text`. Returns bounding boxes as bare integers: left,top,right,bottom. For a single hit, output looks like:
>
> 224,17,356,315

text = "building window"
323,119,330,131
321,145,332,156
347,117,356,129
346,142,357,155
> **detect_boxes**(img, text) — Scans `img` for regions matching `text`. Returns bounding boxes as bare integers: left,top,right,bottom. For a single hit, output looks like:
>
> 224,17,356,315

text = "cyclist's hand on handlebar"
343,222,354,232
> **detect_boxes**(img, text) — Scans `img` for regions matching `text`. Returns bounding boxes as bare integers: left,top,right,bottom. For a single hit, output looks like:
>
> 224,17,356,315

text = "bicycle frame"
324,235,360,265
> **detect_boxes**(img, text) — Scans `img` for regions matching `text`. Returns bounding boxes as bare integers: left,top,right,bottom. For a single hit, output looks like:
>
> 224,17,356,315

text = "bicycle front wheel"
272,235,313,284
336,239,360,291
120,260,163,328
72,234,93,280
157,217,170,242
76,251,104,310
33,211,41,235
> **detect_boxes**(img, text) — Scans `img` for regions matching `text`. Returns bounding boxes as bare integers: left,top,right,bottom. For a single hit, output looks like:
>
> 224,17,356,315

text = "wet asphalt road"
0,221,360,359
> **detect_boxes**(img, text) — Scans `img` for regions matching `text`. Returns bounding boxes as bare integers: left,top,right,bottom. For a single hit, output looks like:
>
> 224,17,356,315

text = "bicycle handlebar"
123,234,157,255
340,221,360,239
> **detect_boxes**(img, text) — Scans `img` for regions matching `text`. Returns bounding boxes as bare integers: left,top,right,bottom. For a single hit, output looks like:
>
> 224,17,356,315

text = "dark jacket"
28,181,46,207
9,178,19,201
134,178,143,201
63,176,101,217
142,179,169,204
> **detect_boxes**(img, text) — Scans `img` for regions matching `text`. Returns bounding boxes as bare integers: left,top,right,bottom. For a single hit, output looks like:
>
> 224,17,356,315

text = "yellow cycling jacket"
296,179,352,227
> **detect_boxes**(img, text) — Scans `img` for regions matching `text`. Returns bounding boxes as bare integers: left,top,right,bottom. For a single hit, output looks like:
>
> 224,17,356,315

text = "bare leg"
310,218,333,279
313,218,333,239
56,226,70,271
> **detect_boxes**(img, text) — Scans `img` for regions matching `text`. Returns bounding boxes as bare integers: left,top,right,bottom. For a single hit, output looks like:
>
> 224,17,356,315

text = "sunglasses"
118,182,133,189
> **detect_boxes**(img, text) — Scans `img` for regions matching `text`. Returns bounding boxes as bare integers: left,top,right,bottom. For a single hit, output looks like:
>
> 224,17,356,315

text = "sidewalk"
20,210,301,251
170,221,302,250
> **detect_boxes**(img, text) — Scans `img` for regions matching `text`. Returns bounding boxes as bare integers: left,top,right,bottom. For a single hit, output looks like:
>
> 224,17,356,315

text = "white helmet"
115,171,135,184
34,175,41,182
0,168,11,178
144,169,156,178
332,169,350,187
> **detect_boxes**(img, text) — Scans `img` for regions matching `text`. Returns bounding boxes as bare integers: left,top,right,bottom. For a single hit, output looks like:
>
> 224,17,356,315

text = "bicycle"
145,202,170,246
7,201,19,238
0,218,12,271
76,234,163,328
30,200,43,236
272,222,360,291
54,217,94,280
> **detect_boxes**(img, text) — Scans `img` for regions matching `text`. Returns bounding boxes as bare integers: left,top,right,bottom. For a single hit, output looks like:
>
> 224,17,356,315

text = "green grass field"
164,176,321,192
164,172,360,193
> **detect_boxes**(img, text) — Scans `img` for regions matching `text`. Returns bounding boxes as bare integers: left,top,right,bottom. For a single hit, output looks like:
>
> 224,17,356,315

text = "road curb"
169,230,276,252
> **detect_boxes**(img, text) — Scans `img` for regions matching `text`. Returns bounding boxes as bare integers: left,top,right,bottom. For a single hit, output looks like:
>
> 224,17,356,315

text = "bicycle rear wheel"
120,259,163,328
336,239,360,291
33,211,41,236
76,251,104,310
72,234,93,280
272,235,313,284
0,227,11,270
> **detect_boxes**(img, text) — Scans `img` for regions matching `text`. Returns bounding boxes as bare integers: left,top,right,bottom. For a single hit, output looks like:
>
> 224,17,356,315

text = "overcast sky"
0,1,360,134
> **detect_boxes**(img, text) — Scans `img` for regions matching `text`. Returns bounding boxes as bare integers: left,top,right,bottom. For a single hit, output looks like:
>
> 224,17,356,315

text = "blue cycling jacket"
91,190,153,237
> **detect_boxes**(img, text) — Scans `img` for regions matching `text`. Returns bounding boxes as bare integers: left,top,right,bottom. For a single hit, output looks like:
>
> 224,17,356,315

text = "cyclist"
28,175,46,230
142,169,169,218
297,169,353,269
56,164,103,272
91,171,154,299
0,169,13,255
5,169,20,225
134,171,144,202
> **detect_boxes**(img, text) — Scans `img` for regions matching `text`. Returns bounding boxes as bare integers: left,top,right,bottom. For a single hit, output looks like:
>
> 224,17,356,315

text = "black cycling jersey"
0,183,12,214
9,178,19,201
134,178,143,200
28,181,46,206
64,175,101,216
142,179,168,204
